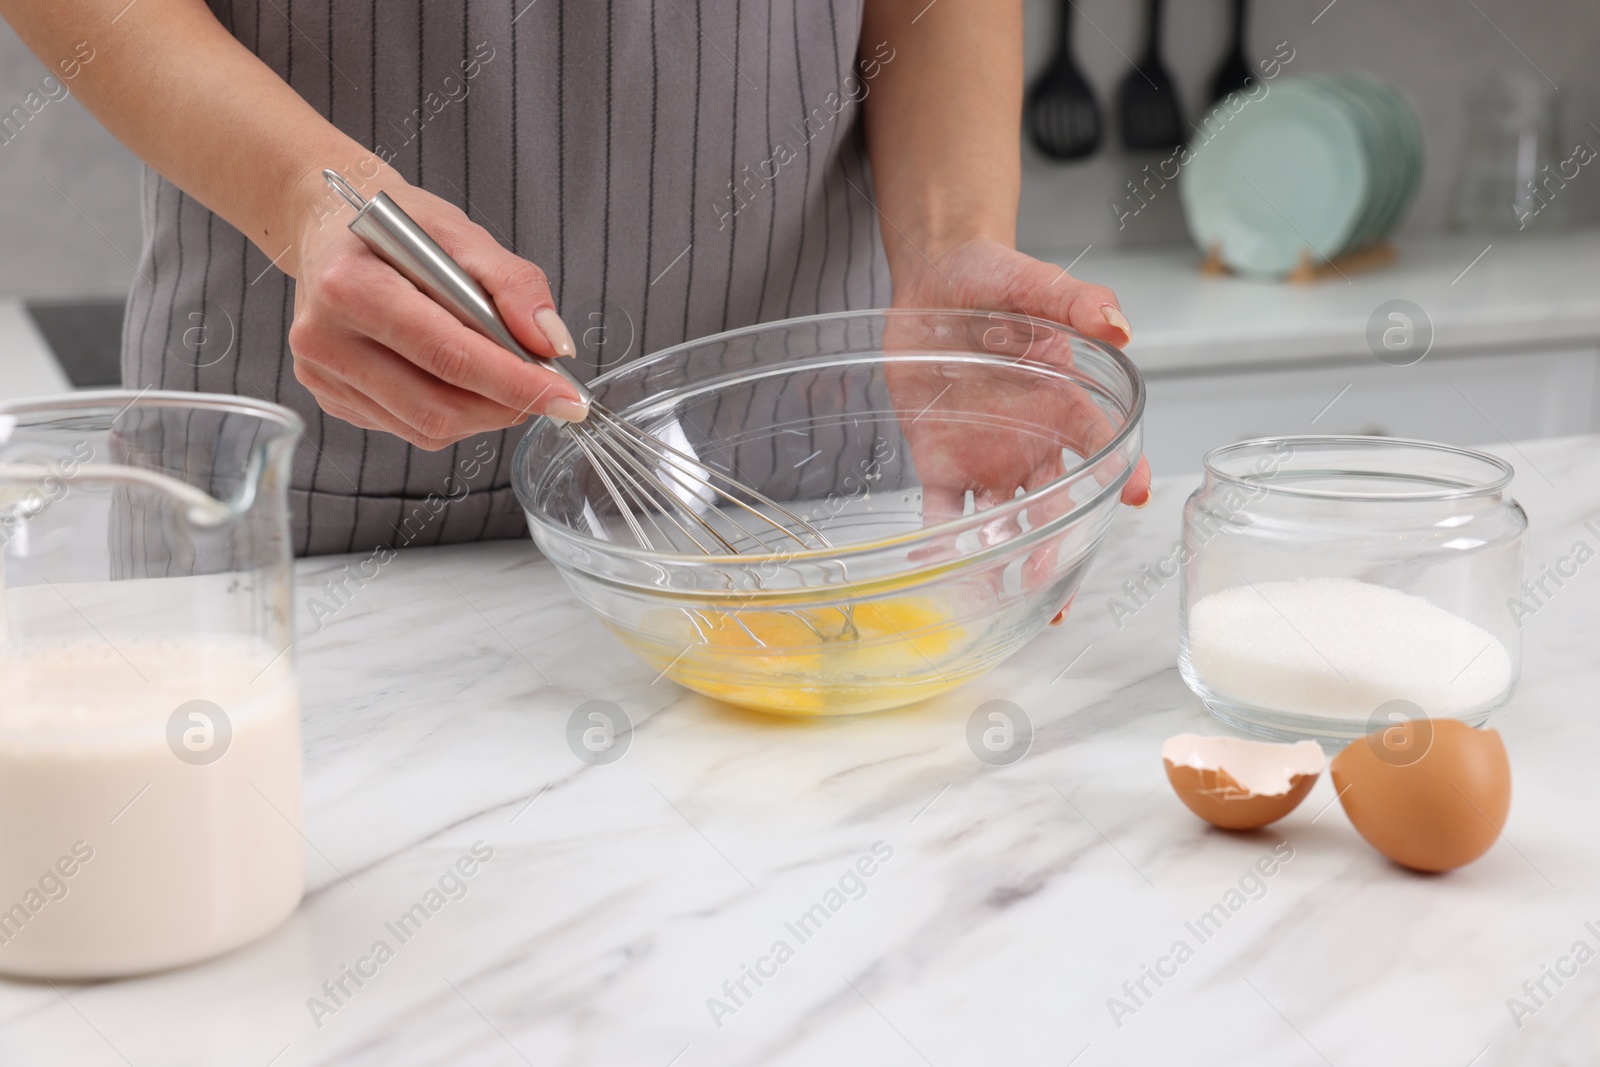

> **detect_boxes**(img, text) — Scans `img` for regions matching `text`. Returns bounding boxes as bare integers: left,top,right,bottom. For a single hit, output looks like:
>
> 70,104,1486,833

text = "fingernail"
1050,594,1076,626
546,396,590,423
536,308,577,358
1131,484,1152,508
1100,304,1132,344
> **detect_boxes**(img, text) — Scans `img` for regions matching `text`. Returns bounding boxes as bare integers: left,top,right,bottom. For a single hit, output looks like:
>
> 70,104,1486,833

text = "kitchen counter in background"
10,231,1599,476
1054,230,1600,473
2,435,1596,1067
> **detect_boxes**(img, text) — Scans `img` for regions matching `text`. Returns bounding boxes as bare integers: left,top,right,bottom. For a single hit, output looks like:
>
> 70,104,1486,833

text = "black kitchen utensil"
1208,0,1254,104
1116,0,1184,152
1025,0,1102,161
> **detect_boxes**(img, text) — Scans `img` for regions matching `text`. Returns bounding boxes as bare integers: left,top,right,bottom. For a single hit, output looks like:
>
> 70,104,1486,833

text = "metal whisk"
323,172,855,637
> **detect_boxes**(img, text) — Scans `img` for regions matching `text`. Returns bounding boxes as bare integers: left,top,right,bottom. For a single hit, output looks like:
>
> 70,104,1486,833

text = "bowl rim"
515,307,1145,568
1202,434,1515,501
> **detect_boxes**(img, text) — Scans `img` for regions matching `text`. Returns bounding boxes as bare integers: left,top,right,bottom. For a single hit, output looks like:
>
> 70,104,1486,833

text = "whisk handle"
331,177,593,408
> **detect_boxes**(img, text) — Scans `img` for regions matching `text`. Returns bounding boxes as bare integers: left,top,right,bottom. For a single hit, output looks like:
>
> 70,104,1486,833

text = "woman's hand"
893,236,1133,350
884,243,1151,625
288,177,587,450
890,236,1152,508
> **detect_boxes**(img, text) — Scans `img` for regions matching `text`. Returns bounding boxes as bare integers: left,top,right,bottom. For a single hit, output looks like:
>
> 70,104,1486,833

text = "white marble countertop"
1049,231,1600,375
4,435,1599,1067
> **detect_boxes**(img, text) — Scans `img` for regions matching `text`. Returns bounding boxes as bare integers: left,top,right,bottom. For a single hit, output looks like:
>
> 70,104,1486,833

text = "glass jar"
1178,436,1526,742
0,391,304,978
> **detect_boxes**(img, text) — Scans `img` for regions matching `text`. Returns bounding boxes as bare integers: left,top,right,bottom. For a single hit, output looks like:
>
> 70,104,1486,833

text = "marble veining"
2,436,1598,1066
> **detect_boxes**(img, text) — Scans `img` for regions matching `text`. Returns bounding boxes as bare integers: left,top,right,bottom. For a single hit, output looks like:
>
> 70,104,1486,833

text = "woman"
3,0,1147,556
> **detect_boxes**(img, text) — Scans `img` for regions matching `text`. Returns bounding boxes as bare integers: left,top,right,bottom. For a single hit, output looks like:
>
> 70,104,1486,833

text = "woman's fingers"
293,361,413,439
1122,455,1153,507
454,238,576,360
995,255,1131,348
343,279,585,417
295,333,537,449
384,185,575,362
923,244,1128,347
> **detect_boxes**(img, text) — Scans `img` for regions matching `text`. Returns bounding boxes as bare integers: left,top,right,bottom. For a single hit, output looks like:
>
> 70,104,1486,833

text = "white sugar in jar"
1178,437,1525,742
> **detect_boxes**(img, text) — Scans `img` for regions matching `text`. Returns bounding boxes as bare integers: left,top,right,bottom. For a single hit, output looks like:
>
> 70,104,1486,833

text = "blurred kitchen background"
1,0,1597,473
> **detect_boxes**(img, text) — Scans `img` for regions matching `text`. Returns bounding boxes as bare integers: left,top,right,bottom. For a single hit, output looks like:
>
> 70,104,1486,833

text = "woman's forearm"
860,0,1023,275
0,0,387,277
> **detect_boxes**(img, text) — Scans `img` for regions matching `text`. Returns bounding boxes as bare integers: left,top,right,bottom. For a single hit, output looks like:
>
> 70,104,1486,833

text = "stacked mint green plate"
1180,73,1423,278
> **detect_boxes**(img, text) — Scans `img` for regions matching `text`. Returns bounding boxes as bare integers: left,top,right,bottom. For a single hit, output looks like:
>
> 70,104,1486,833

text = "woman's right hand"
286,172,588,450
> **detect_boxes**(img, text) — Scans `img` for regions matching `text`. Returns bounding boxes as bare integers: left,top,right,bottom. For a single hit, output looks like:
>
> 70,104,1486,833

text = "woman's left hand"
894,236,1133,349
891,236,1152,508
886,237,1152,625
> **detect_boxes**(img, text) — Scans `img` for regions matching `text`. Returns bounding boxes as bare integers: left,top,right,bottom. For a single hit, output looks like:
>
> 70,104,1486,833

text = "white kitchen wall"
0,24,142,299
0,0,1595,298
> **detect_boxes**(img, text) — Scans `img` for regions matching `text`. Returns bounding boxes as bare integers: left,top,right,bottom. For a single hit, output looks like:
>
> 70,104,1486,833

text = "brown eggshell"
1332,719,1511,872
1164,760,1319,831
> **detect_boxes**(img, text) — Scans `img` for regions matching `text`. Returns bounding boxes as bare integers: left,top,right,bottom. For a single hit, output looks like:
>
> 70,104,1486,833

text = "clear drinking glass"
1451,70,1567,232
0,391,304,978
1178,436,1525,742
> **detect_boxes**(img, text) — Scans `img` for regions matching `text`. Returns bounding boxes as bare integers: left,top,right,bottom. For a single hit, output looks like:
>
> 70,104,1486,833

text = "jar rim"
1202,435,1515,501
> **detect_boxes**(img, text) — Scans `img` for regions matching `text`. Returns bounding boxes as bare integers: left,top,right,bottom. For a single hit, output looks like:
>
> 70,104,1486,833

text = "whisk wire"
583,406,833,553
581,421,732,554
570,431,655,549
568,411,862,642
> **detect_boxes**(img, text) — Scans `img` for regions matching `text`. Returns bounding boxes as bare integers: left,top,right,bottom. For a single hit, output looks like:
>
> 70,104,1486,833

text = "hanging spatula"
1025,0,1102,161
1208,0,1254,104
1116,0,1183,152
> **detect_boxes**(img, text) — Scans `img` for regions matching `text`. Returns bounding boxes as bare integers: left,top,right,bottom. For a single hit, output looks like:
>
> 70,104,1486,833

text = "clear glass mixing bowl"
514,309,1144,716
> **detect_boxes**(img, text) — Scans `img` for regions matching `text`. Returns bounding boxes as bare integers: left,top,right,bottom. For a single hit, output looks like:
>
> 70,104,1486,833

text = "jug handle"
0,463,235,528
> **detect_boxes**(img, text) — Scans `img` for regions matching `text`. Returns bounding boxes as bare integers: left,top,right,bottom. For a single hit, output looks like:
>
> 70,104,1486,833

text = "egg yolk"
616,597,968,715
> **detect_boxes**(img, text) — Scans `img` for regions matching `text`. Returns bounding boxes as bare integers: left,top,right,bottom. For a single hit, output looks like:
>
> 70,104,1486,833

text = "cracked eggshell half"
1163,733,1324,830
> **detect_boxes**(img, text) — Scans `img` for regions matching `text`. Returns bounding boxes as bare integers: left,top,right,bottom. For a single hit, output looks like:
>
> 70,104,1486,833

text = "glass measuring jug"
0,391,304,978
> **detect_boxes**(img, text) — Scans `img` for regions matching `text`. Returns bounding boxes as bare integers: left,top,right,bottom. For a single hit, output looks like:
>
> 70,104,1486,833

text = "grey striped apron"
123,0,889,557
